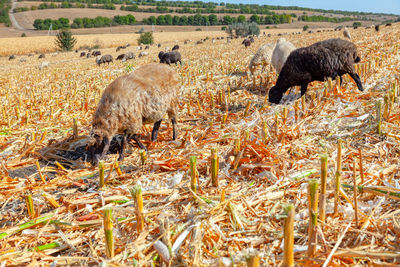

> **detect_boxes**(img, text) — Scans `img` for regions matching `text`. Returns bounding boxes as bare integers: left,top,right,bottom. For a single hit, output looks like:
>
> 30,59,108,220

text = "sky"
220,0,400,15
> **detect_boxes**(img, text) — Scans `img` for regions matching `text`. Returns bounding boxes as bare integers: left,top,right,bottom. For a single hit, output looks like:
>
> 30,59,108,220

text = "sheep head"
87,129,110,166
268,86,284,104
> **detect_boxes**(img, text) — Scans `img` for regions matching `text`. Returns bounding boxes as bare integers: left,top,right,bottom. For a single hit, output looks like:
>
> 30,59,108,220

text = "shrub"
55,29,77,51
303,25,309,31
138,27,145,33
196,28,202,31
137,32,153,45
226,22,260,38
352,22,361,28
221,26,226,30
21,33,26,37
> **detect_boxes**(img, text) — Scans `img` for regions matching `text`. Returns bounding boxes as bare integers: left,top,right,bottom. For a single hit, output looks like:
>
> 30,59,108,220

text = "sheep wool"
271,38,296,74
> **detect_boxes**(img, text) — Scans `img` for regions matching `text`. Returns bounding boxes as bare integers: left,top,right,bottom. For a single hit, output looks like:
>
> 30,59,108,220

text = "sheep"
116,54,125,60
139,51,148,57
122,52,135,62
92,50,101,57
8,55,15,60
157,43,162,48
19,58,26,63
80,52,86,57
268,38,363,104
242,38,251,48
386,23,392,27
39,61,49,70
249,43,275,73
145,45,150,50
196,40,203,45
375,25,380,31
86,53,92,58
38,54,45,59
271,38,296,74
172,45,179,51
343,27,351,40
96,55,113,66
159,51,182,65
87,63,180,165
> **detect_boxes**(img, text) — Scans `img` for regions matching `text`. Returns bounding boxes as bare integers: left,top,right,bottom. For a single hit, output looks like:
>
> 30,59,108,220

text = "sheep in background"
375,25,380,31
271,38,296,74
122,52,135,62
268,38,363,104
249,43,275,73
159,51,182,65
38,54,45,59
139,51,148,57
242,38,251,48
39,61,49,70
172,45,179,51
87,63,180,165
96,55,113,66
19,58,26,63
343,27,351,40
80,52,86,57
8,55,15,60
92,50,101,57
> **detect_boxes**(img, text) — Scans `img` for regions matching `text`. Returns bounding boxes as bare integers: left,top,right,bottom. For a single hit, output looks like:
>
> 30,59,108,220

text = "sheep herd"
5,24,385,164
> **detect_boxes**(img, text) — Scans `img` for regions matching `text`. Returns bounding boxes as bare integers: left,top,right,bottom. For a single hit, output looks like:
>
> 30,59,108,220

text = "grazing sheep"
343,27,351,40
159,51,182,65
375,25,380,31
249,36,255,43
196,40,203,45
386,23,392,27
87,63,180,164
242,38,251,48
249,43,275,73
96,55,113,66
19,58,26,62
38,54,45,59
122,52,135,62
268,38,363,104
75,49,78,53
157,43,162,48
145,45,150,50
172,45,179,51
158,51,165,60
8,55,15,60
39,61,49,70
271,38,296,74
86,53,92,58
116,54,125,60
92,50,101,57
139,51,148,57
80,52,86,57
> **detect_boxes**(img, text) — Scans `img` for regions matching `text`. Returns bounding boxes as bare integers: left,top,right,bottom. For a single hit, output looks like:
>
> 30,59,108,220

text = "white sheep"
343,27,352,40
271,38,296,74
249,43,275,73
39,61,49,70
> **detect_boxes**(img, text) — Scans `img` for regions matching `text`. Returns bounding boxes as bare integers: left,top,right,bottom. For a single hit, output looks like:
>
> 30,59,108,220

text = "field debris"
1,24,400,265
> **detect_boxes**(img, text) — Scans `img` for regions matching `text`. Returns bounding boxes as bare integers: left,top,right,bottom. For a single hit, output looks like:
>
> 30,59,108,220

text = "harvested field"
0,23,400,266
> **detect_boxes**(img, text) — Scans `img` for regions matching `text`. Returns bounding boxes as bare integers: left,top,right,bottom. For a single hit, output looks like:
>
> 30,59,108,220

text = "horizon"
182,0,400,16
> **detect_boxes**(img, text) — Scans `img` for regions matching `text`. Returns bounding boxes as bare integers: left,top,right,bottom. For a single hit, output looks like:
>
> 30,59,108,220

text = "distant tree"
138,32,153,45
226,22,260,37
237,15,246,23
55,29,77,51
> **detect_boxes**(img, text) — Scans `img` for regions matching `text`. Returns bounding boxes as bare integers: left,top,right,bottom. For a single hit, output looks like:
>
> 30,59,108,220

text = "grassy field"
1,24,400,265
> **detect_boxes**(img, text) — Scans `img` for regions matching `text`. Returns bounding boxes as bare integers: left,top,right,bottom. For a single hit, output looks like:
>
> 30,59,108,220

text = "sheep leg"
151,120,162,142
100,137,110,159
132,134,147,151
299,83,309,97
171,117,177,140
349,73,364,91
117,134,128,161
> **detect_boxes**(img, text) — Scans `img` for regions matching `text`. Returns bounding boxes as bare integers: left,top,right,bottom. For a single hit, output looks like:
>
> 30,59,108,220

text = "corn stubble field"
1,24,400,266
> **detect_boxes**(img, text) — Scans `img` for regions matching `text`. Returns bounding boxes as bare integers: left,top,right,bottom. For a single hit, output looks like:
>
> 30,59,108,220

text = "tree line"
33,15,136,30
0,0,11,26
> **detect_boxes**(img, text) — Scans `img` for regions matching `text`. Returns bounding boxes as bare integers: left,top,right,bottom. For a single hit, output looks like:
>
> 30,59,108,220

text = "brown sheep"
87,63,180,165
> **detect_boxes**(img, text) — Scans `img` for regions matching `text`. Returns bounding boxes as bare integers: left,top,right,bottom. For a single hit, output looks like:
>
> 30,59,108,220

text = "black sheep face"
268,86,284,104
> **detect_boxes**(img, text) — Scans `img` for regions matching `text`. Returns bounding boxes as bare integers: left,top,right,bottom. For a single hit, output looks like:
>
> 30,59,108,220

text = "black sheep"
80,52,86,57
38,54,45,59
268,38,363,104
172,45,179,51
92,50,101,57
159,51,181,65
9,55,15,60
116,54,125,60
242,39,251,48
375,25,380,31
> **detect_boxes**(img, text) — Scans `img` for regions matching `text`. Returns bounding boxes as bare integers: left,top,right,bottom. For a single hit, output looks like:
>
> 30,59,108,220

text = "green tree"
249,14,260,24
237,15,246,23
55,29,77,51
137,32,153,45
